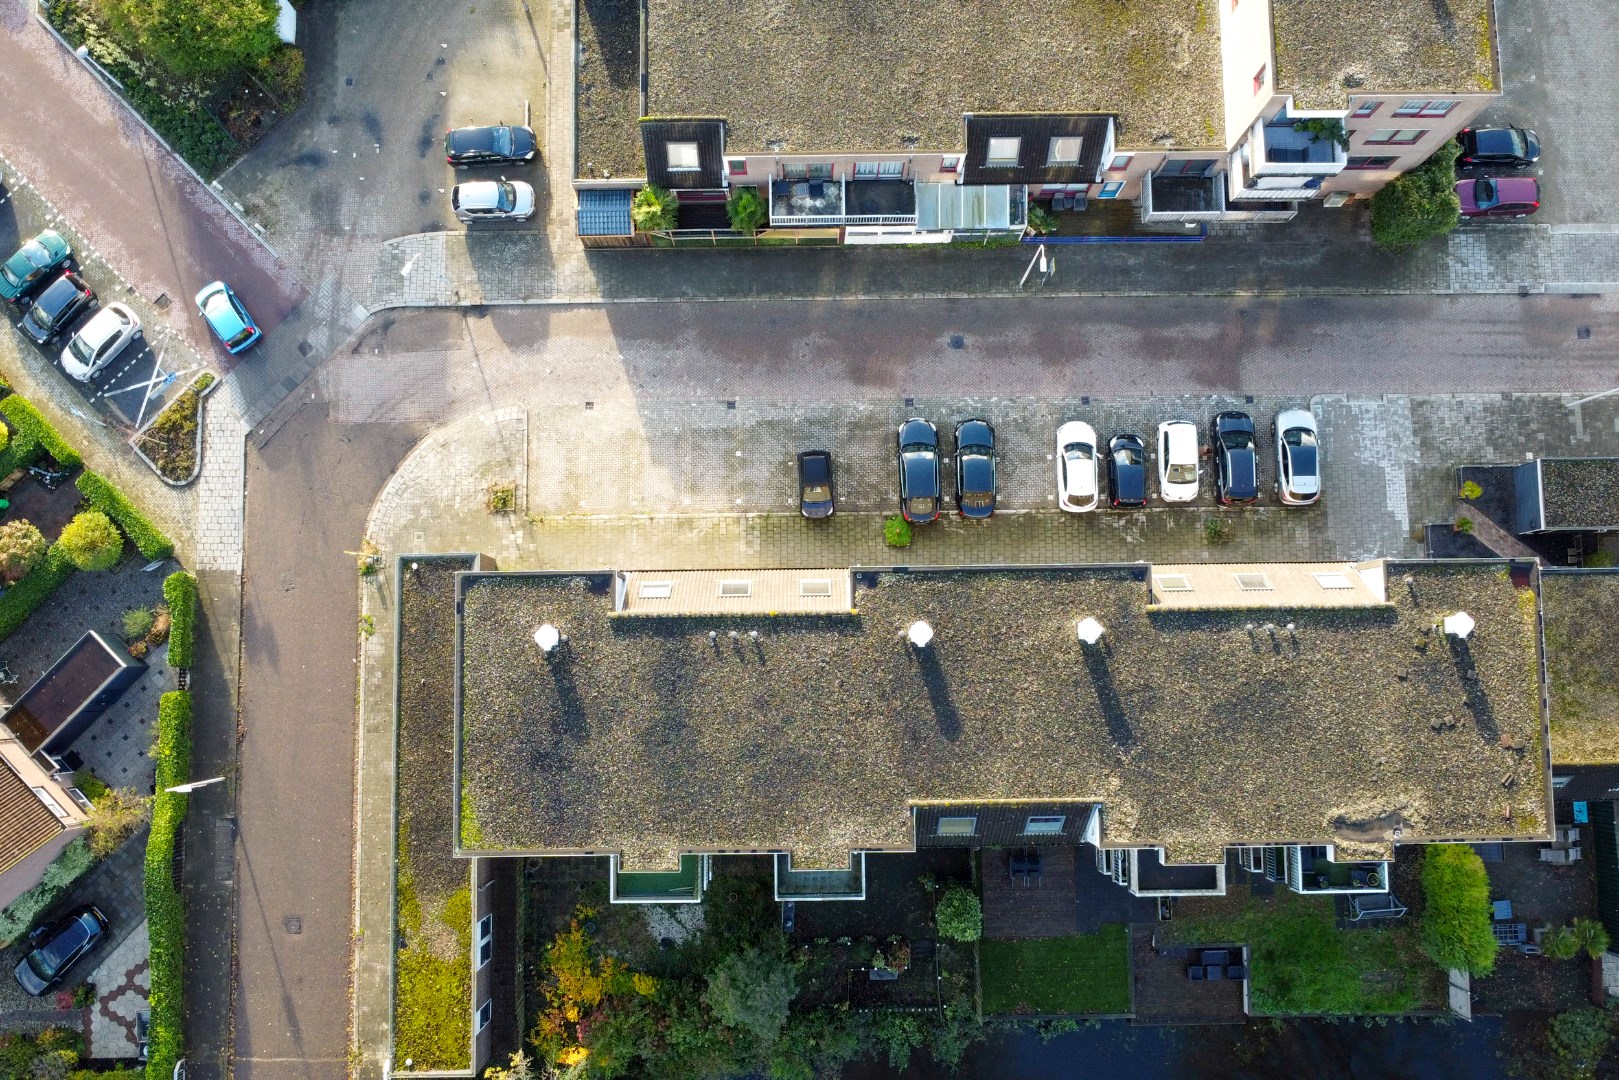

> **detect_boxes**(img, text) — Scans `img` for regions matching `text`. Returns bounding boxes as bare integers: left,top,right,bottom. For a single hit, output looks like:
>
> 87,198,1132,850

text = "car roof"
898,418,936,445
1466,176,1538,199
956,418,993,446
202,289,247,333
456,181,508,209
798,451,830,481
1160,420,1197,457
34,273,80,307
448,126,503,151
1471,127,1522,151
960,453,995,491
75,304,127,348
1215,411,1254,433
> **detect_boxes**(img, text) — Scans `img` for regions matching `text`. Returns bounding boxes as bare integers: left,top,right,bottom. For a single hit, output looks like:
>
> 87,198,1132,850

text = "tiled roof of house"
1542,571,1619,766
0,756,64,876
1539,459,1619,530
457,562,1546,871
1272,0,1497,110
643,0,1226,155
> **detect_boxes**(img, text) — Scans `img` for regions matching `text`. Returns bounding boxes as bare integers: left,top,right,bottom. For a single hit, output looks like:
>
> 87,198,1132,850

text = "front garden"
980,926,1132,1016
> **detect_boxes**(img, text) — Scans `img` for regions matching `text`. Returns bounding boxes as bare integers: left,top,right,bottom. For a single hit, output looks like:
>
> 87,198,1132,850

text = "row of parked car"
1454,124,1542,219
444,123,539,223
2,228,262,370
796,411,1323,521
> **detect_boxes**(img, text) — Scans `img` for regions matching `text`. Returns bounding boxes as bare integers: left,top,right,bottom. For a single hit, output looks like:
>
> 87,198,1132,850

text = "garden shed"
2,630,147,764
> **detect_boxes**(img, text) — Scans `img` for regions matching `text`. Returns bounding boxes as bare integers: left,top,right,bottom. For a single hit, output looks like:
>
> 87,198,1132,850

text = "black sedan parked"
1212,411,1259,506
14,905,108,995
797,450,835,519
954,419,996,519
896,417,941,524
445,124,539,168
1106,433,1148,508
20,271,95,346
1456,126,1540,171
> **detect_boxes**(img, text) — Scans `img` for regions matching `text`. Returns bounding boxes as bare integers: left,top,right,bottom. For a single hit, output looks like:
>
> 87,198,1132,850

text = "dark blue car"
896,417,940,524
954,419,996,519
14,906,108,996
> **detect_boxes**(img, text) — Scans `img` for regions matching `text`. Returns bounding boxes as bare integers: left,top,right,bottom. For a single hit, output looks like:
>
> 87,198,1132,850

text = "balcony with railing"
1284,845,1388,895
770,178,917,227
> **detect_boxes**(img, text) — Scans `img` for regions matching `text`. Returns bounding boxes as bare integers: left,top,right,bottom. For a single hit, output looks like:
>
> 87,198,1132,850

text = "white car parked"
451,179,535,222
60,303,140,382
1156,420,1201,502
1274,408,1321,506
1056,421,1100,512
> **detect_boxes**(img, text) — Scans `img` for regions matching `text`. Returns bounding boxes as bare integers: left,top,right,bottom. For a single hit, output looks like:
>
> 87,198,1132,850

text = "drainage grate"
726,400,736,410
284,915,303,935
1245,394,1255,404
298,340,314,357
1578,327,1591,340
345,77,354,86
585,401,594,410
904,397,915,407
153,293,170,310
948,334,964,349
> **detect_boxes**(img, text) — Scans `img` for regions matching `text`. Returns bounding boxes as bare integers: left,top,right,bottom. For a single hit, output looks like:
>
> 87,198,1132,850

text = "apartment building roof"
1542,571,1619,767
1272,0,1497,110
1537,459,1619,531
643,0,1227,155
456,562,1547,871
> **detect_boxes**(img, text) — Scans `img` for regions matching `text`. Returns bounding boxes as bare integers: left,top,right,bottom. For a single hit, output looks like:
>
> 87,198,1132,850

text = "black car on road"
1212,411,1259,506
20,271,95,346
797,450,835,519
445,125,539,168
954,419,996,519
1106,433,1148,508
896,417,941,524
14,905,108,995
1456,126,1540,171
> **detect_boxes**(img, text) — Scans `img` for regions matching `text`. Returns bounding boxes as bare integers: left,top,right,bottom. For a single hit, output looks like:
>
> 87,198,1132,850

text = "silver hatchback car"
451,179,535,223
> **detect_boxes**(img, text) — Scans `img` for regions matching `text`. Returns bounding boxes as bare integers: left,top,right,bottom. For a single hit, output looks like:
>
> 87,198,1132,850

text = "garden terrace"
1541,571,1619,766
456,561,1548,872
1272,0,1497,110
643,0,1225,153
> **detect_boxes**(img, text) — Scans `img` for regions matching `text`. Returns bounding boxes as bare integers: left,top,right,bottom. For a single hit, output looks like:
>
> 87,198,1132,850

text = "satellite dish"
907,621,934,648
1076,617,1105,645
1442,611,1475,640
534,623,561,653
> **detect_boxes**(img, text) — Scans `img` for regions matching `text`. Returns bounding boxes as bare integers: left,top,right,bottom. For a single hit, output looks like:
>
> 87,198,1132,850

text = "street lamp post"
165,777,225,794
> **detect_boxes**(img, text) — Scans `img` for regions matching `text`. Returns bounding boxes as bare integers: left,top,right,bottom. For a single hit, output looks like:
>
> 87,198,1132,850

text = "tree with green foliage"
0,520,48,582
92,0,280,77
1419,843,1497,975
85,787,151,857
1370,140,1462,251
935,884,983,943
726,187,766,236
58,511,123,571
1547,1007,1616,1080
703,945,797,1046
631,186,679,232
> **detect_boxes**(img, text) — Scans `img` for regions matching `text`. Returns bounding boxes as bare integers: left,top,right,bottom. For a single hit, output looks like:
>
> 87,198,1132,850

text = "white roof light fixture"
907,621,934,648
1443,611,1476,640
534,623,561,653
1076,617,1106,645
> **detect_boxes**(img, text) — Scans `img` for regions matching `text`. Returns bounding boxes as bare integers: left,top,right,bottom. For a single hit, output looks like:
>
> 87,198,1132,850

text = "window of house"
1552,775,1573,790
31,788,70,821
1233,573,1273,591
476,914,494,970
725,157,746,176
799,578,834,597
1366,129,1424,145
717,580,752,598
637,582,673,599
1350,101,1380,118
666,142,700,171
1157,158,1216,177
1097,181,1124,198
1346,155,1397,170
940,155,961,173
1155,574,1193,592
1313,572,1354,589
986,137,1021,166
1047,136,1083,165
477,999,493,1033
1253,65,1267,94
1024,815,1066,835
936,816,977,836
1393,99,1456,117
1107,154,1133,170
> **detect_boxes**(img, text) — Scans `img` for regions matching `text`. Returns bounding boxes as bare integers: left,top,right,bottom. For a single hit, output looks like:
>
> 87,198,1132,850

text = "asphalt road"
235,399,421,1080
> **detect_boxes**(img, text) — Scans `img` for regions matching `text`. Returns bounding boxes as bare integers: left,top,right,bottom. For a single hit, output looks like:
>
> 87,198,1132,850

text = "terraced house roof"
643,0,1228,154
0,755,64,876
1272,0,1498,110
456,562,1548,871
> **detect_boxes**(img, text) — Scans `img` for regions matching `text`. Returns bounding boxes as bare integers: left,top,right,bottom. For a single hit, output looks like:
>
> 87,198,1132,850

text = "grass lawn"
1159,889,1443,1015
980,925,1131,1015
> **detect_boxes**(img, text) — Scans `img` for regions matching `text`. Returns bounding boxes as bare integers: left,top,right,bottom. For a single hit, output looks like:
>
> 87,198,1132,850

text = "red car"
1455,177,1539,218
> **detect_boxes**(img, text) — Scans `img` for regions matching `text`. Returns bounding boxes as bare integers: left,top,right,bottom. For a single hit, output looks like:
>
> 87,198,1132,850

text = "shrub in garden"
935,885,983,943
0,520,49,582
0,394,82,470
0,425,9,452
123,606,157,642
631,186,679,232
1460,480,1483,500
1419,843,1496,975
58,511,124,571
85,787,151,858
1370,141,1462,252
726,187,766,235
0,839,97,945
92,0,280,77
76,471,174,559
883,515,912,548
164,571,198,668
255,44,305,104
1571,918,1610,959
1545,1007,1615,1080
145,691,192,1080
703,946,797,1045
0,546,76,642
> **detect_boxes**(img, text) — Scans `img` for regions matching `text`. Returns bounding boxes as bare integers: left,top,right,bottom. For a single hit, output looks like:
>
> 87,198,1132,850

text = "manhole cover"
345,77,354,86
948,334,965,349
1578,326,1591,340
284,915,303,934
726,400,736,410
153,293,170,310
298,340,314,357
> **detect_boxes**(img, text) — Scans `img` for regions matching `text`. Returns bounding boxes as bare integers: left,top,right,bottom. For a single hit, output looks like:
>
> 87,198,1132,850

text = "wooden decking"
981,846,1079,939
1130,928,1248,1024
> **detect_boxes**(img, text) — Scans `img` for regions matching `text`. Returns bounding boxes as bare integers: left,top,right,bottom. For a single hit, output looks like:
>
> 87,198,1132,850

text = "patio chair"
1187,965,1205,981
1205,965,1225,981
1225,964,1248,980
1052,194,1070,211
808,180,825,200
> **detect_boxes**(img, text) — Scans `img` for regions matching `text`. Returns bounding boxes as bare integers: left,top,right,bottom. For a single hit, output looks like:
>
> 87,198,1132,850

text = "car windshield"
1508,129,1527,155
906,497,936,516
69,333,99,363
1475,179,1498,207
1114,447,1143,466
1166,463,1197,484
21,241,48,267
1220,430,1252,449
493,128,512,155
960,490,992,509
1063,443,1092,462
0,263,21,288
496,183,517,212
802,483,831,502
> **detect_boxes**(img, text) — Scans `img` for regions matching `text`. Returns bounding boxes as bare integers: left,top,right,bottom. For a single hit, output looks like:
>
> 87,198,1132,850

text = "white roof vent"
1443,611,1475,639
907,621,934,648
799,578,834,597
1076,617,1106,645
534,623,561,653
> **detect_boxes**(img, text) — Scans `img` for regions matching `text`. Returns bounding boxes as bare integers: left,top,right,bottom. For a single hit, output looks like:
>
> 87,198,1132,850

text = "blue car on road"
195,280,261,354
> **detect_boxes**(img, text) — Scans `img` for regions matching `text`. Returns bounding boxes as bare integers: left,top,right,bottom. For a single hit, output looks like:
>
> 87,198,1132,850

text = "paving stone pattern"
85,919,149,1060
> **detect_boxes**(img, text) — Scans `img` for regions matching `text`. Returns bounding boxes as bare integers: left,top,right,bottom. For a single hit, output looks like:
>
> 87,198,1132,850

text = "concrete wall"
1219,0,1280,146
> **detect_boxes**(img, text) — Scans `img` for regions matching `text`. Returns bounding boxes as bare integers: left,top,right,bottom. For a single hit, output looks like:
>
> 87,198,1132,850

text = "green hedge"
0,545,76,642
0,838,96,946
0,395,83,470
1420,843,1498,975
77,471,174,560
164,571,197,668
146,690,192,1080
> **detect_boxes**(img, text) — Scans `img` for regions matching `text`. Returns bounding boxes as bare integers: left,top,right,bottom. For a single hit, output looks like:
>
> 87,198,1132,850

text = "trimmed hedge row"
0,394,83,470
76,471,174,560
0,545,76,643
163,571,197,668
146,690,192,1080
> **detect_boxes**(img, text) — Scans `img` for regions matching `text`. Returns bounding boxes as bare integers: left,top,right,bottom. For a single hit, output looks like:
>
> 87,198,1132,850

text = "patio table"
1200,949,1230,966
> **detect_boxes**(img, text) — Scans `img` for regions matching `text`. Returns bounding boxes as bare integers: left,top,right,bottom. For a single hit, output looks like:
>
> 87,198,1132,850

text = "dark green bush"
0,394,82,469
76,471,175,559
164,571,198,668
1370,141,1462,252
1419,843,1497,975
0,545,76,642
935,885,982,943
146,690,192,1080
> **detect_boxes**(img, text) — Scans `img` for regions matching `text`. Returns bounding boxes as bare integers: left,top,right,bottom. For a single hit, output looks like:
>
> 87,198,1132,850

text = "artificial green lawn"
980,924,1131,1015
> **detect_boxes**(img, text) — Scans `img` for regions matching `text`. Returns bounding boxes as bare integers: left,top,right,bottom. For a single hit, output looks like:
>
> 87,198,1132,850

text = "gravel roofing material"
644,0,1227,154
456,564,1546,871
1541,571,1619,766
576,0,644,179
1272,0,1496,110
1538,459,1619,530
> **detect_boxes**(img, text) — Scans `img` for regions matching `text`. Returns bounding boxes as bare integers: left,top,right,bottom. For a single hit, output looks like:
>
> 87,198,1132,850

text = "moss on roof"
458,563,1545,870
576,0,644,179
1542,572,1619,766
644,0,1226,154
1539,459,1619,530
1273,0,1497,109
